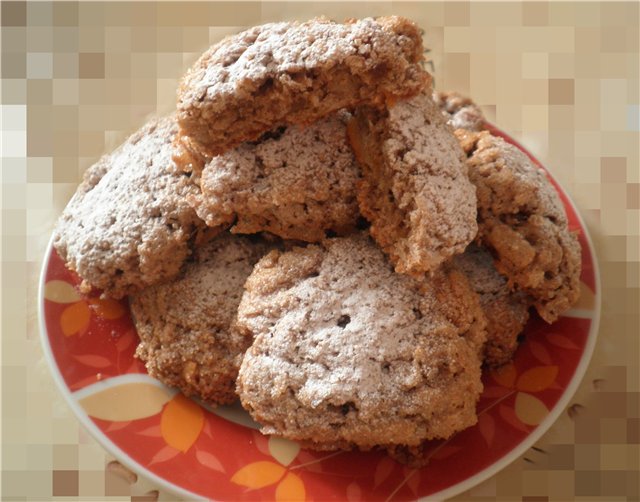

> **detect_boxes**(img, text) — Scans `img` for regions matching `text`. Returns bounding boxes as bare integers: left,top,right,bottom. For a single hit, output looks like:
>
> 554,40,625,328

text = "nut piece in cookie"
177,16,430,157
53,115,223,299
433,90,486,131
236,234,486,451
191,111,361,242
454,244,531,367
457,129,581,323
348,91,478,276
130,234,272,405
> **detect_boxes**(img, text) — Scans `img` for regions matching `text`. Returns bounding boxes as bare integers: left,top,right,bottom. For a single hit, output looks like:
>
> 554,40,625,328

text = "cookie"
53,115,220,299
236,235,486,451
191,111,361,242
454,244,531,367
130,234,271,405
348,91,478,276
177,16,429,157
456,129,581,323
434,90,486,131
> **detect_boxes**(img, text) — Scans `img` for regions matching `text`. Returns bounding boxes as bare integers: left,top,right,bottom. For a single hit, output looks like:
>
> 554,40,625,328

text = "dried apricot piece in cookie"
177,16,430,157
348,91,478,276
130,234,272,405
457,129,581,323
191,111,361,242
53,115,222,299
236,234,486,451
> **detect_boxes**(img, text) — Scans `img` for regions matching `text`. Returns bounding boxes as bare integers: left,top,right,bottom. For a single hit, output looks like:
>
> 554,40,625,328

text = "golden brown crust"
177,17,430,157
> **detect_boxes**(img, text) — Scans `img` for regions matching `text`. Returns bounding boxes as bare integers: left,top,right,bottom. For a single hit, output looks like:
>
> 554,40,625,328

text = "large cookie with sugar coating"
456,129,581,323
131,234,272,405
177,16,430,157
348,91,478,276
236,235,486,451
191,111,361,242
53,115,220,299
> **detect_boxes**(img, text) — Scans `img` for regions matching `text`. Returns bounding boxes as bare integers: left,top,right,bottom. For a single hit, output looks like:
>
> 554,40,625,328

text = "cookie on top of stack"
53,16,581,466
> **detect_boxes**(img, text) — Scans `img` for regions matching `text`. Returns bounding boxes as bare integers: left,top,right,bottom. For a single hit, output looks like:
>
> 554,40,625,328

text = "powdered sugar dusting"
236,235,486,449
177,16,429,155
53,115,209,298
353,91,478,276
457,129,581,322
131,234,272,404
192,111,360,241
181,18,421,113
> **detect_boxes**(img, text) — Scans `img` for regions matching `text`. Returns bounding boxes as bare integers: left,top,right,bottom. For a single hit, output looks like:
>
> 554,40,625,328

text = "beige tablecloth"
2,1,638,500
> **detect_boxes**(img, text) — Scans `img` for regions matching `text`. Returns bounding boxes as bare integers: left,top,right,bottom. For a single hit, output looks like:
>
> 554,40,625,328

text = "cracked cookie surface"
177,16,430,157
131,234,271,405
53,115,216,299
236,234,486,451
348,91,478,276
456,129,581,322
191,111,361,242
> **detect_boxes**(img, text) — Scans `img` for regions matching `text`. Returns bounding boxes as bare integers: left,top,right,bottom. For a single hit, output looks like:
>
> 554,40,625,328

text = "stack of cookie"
53,16,581,464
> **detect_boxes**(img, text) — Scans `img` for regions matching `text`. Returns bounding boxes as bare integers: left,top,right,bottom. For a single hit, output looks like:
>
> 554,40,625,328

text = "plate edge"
423,129,603,502
37,235,210,502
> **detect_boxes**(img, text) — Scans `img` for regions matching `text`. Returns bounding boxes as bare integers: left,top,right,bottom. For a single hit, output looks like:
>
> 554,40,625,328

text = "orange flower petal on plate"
196,450,225,473
137,425,162,437
516,366,558,393
275,472,305,501
573,281,595,310
115,329,136,352
547,333,580,350
346,482,362,502
515,392,549,426
477,412,496,447
73,354,111,368
252,430,270,456
430,444,463,460
491,362,517,388
498,404,530,433
149,444,180,465
60,301,91,336
528,340,552,365
89,298,126,319
374,456,395,487
481,386,511,399
406,470,420,495
160,394,204,453
231,461,286,489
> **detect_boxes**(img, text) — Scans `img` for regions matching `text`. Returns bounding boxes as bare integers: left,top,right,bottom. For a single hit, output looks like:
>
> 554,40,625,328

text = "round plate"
39,127,600,501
